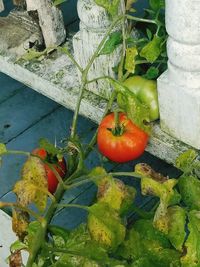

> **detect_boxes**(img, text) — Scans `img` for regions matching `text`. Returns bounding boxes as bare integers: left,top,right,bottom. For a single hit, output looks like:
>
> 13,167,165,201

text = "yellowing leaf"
125,47,138,73
140,35,162,63
14,156,48,212
0,143,7,155
12,210,29,240
88,203,126,250
95,0,120,17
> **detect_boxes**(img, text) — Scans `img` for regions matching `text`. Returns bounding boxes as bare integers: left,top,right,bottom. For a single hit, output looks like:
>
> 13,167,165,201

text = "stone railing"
158,0,200,149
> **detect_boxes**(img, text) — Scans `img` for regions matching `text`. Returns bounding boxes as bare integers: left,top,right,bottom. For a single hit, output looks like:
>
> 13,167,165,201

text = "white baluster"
157,0,200,148
0,0,4,12
73,0,122,99
26,0,66,47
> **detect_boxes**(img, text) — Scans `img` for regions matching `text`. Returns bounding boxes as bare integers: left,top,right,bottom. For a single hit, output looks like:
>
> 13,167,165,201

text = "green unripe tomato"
122,76,159,121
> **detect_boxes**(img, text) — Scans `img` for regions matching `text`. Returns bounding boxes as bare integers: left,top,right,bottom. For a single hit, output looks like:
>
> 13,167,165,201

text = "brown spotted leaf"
14,156,48,212
9,250,22,267
12,209,29,240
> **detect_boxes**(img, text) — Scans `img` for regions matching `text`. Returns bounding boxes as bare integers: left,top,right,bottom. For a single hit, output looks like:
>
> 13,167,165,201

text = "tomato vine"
2,1,197,267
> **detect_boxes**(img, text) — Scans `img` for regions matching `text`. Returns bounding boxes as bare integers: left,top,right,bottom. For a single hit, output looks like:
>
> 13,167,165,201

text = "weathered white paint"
158,0,200,149
73,0,122,99
26,0,66,47
0,0,4,12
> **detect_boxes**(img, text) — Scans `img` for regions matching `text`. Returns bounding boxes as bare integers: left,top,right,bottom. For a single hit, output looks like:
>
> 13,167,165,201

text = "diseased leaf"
135,163,178,234
100,31,122,55
94,0,120,17
96,173,136,214
181,210,200,267
12,209,29,240
167,206,186,251
140,35,162,63
9,250,22,267
88,203,126,250
124,47,138,73
14,156,48,212
0,143,7,155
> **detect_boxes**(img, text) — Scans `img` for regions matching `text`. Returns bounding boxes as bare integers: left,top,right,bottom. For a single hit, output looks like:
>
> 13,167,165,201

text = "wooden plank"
0,86,58,144
0,73,24,103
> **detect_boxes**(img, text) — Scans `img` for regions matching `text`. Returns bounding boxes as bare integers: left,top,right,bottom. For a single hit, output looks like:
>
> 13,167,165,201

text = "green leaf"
111,79,151,133
146,28,152,40
175,149,198,173
10,240,28,253
88,203,126,250
181,210,200,267
100,31,122,55
140,35,162,63
39,138,61,157
17,47,56,62
53,0,67,6
149,0,165,11
134,219,171,248
94,0,120,17
167,206,186,251
124,47,138,73
25,221,41,249
178,175,200,210
0,143,7,155
143,66,159,80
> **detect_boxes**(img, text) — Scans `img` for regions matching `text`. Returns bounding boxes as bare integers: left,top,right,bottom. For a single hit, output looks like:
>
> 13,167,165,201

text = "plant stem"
5,150,30,157
0,202,42,221
56,203,89,211
58,47,83,73
126,15,156,24
25,15,124,267
84,90,117,158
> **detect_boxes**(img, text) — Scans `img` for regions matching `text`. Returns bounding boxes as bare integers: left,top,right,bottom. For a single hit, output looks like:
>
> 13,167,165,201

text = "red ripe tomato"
32,148,67,194
97,113,149,163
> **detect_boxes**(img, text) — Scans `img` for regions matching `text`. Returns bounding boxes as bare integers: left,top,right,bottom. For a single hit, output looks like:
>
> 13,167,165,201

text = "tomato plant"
97,112,149,163
32,148,67,193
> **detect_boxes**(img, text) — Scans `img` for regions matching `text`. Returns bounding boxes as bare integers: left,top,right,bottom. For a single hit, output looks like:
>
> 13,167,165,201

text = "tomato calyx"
107,124,125,137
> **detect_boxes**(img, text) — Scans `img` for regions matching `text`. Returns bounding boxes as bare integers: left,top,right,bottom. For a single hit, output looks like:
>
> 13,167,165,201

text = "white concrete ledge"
0,49,193,165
